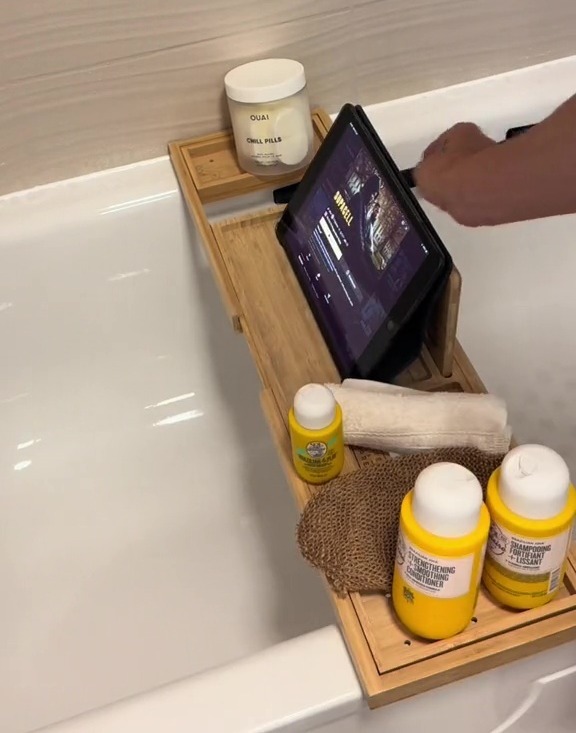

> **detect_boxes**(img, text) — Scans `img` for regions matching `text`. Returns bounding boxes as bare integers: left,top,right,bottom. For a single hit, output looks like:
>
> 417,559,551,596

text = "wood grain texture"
168,136,243,330
427,267,462,377
1,0,349,83
1,0,576,194
168,111,329,330
355,0,576,103
175,116,326,204
1,10,353,194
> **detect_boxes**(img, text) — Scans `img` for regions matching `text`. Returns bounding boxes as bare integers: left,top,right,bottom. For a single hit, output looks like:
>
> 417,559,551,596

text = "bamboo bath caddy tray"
169,109,576,709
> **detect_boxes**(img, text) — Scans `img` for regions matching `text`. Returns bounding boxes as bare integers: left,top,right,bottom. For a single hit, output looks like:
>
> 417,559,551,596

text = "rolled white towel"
325,381,512,454
342,378,427,396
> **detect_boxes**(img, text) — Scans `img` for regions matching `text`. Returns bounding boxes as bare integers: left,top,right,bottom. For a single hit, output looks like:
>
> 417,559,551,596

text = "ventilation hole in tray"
471,616,478,623
404,640,412,646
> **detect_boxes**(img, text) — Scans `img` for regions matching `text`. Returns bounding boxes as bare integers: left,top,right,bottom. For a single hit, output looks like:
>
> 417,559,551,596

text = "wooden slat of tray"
364,606,576,707
168,109,331,332
427,265,461,377
172,110,329,205
213,208,576,708
216,209,357,476
357,579,576,674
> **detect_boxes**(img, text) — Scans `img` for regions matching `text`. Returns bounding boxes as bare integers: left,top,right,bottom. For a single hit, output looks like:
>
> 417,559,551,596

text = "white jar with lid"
224,58,314,177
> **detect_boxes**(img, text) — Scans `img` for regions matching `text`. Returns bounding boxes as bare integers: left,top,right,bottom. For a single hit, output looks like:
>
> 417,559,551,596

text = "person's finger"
422,131,450,159
421,125,466,159
413,155,455,211
446,122,495,153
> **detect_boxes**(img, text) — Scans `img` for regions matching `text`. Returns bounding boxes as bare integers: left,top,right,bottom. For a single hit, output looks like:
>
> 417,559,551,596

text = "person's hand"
414,123,497,225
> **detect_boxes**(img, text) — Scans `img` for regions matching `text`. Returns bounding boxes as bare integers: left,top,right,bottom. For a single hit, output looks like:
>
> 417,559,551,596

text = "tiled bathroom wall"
2,0,575,195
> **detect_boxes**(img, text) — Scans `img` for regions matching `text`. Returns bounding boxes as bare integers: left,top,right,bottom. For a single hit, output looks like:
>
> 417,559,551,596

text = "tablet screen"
281,121,430,371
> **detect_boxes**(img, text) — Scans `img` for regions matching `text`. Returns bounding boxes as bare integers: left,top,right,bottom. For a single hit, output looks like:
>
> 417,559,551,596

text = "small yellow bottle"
483,444,576,610
288,384,344,485
392,463,490,640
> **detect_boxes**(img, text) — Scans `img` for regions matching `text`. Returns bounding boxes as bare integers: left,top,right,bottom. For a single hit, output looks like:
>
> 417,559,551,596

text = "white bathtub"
0,160,361,733
2,56,576,733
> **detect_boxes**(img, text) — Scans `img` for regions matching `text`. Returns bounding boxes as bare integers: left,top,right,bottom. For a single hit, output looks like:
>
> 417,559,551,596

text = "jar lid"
293,384,336,431
499,444,570,519
412,463,483,538
224,59,306,103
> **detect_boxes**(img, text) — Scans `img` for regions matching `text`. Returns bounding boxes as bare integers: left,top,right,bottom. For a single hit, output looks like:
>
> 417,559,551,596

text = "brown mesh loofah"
297,447,503,597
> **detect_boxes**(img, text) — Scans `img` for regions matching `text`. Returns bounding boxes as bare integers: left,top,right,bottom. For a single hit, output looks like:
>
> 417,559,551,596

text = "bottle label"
486,522,571,594
396,530,474,599
305,441,327,459
295,436,339,479
245,112,283,166
238,104,310,167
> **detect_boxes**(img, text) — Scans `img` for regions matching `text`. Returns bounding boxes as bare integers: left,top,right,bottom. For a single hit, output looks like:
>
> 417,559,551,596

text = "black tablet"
275,103,452,380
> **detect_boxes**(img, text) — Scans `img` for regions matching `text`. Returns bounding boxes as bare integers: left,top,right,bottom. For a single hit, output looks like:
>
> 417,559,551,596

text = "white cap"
412,463,483,538
499,444,570,520
293,384,337,431
224,59,306,104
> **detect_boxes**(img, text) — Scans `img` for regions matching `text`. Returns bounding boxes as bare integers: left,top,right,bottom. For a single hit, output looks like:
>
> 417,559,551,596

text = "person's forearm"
455,95,576,226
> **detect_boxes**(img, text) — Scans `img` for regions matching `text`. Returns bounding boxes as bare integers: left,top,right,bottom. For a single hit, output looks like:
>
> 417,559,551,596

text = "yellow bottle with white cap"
392,463,490,640
483,444,576,609
288,384,344,485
